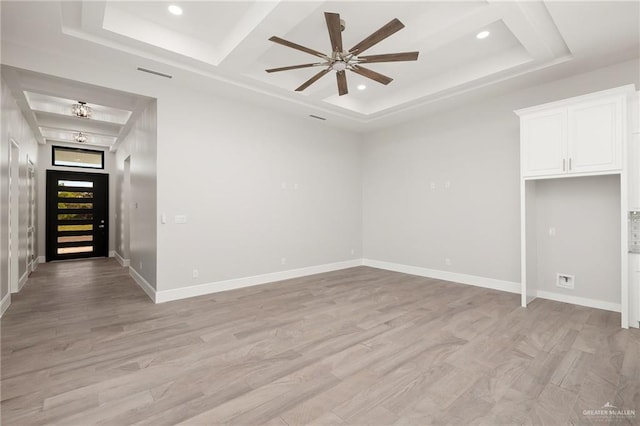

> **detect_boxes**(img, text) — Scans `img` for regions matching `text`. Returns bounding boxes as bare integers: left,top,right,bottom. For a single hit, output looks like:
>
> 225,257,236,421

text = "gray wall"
362,59,640,301
155,88,363,291
0,76,39,308
535,175,621,303
115,100,157,288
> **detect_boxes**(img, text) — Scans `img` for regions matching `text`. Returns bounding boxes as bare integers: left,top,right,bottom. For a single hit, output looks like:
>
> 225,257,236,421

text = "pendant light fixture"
72,101,92,118
74,132,88,143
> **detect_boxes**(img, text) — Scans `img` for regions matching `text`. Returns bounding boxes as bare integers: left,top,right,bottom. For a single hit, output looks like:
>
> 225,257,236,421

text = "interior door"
46,170,108,261
27,162,36,271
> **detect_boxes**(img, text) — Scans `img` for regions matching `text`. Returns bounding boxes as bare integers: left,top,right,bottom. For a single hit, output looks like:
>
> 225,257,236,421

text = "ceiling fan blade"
325,12,343,53
269,36,328,59
295,68,331,92
337,70,348,96
358,51,419,63
349,18,405,55
266,63,327,73
350,65,393,85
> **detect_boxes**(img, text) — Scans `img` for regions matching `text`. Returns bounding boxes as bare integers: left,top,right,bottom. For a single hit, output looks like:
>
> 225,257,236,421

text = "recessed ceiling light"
476,30,490,40
357,84,367,91
168,5,183,16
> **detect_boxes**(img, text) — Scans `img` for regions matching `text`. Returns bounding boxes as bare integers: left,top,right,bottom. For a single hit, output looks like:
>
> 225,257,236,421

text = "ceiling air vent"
136,67,172,79
309,114,327,121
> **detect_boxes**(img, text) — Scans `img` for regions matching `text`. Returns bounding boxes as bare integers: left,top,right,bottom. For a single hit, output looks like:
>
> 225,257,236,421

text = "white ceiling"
1,65,153,150
0,1,639,134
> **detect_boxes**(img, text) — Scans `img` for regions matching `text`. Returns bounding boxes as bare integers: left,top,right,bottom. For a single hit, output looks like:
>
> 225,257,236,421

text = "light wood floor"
2,259,639,425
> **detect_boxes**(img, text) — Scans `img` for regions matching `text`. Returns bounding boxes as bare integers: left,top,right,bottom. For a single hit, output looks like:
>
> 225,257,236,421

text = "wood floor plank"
2,258,639,425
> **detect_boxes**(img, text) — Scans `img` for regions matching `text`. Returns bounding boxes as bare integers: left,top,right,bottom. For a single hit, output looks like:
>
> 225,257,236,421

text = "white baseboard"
534,290,621,313
38,256,45,264
0,292,11,317
130,267,156,302
114,251,130,267
155,259,363,303
362,259,520,294
17,270,28,292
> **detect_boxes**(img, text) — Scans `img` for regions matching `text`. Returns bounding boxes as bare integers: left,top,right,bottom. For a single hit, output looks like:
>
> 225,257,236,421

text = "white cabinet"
517,84,636,329
629,92,640,210
517,90,627,178
520,108,566,177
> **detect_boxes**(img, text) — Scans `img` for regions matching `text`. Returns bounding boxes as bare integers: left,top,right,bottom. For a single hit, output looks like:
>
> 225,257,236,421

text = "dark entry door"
46,170,108,261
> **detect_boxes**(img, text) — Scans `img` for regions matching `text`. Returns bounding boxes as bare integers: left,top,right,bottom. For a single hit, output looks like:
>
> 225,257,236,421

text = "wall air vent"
309,114,327,121
136,67,173,79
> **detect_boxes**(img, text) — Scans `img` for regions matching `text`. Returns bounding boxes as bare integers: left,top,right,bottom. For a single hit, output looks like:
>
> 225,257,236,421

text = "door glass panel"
58,180,93,188
58,213,93,221
58,202,93,209
58,191,93,199
58,224,93,232
58,235,93,243
57,246,93,254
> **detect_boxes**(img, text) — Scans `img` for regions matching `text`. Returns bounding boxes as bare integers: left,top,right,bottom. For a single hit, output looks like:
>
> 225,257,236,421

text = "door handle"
98,224,105,229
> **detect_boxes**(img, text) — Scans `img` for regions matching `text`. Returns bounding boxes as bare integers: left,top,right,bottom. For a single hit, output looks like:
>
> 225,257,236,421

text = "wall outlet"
430,182,436,190
557,273,574,289
192,269,199,278
350,248,355,255
281,257,287,265
445,258,452,266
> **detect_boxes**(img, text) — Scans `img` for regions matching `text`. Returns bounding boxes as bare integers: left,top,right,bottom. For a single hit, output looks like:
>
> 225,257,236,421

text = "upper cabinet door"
568,97,623,174
521,108,567,177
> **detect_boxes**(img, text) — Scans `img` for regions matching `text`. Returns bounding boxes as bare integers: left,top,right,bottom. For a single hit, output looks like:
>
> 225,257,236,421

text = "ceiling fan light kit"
266,12,419,96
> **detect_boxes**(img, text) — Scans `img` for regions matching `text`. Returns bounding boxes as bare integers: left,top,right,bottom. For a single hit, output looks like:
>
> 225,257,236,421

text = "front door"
46,170,108,261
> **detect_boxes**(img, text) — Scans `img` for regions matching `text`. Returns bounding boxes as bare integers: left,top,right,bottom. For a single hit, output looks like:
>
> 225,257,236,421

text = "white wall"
363,60,640,299
115,101,157,288
36,142,116,259
0,76,39,312
535,176,621,303
155,90,362,292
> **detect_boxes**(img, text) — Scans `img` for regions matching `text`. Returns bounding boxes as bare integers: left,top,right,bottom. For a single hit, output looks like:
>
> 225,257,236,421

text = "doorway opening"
123,156,131,261
46,170,109,261
9,139,20,292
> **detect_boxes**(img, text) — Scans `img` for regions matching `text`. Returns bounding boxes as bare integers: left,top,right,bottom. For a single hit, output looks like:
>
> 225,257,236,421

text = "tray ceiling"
1,1,638,132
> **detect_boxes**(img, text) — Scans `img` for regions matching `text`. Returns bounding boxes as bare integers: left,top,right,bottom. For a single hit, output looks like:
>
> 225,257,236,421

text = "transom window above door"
52,146,104,169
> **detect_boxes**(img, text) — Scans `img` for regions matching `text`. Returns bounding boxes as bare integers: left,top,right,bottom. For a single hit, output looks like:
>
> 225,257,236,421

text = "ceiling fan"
266,12,419,96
